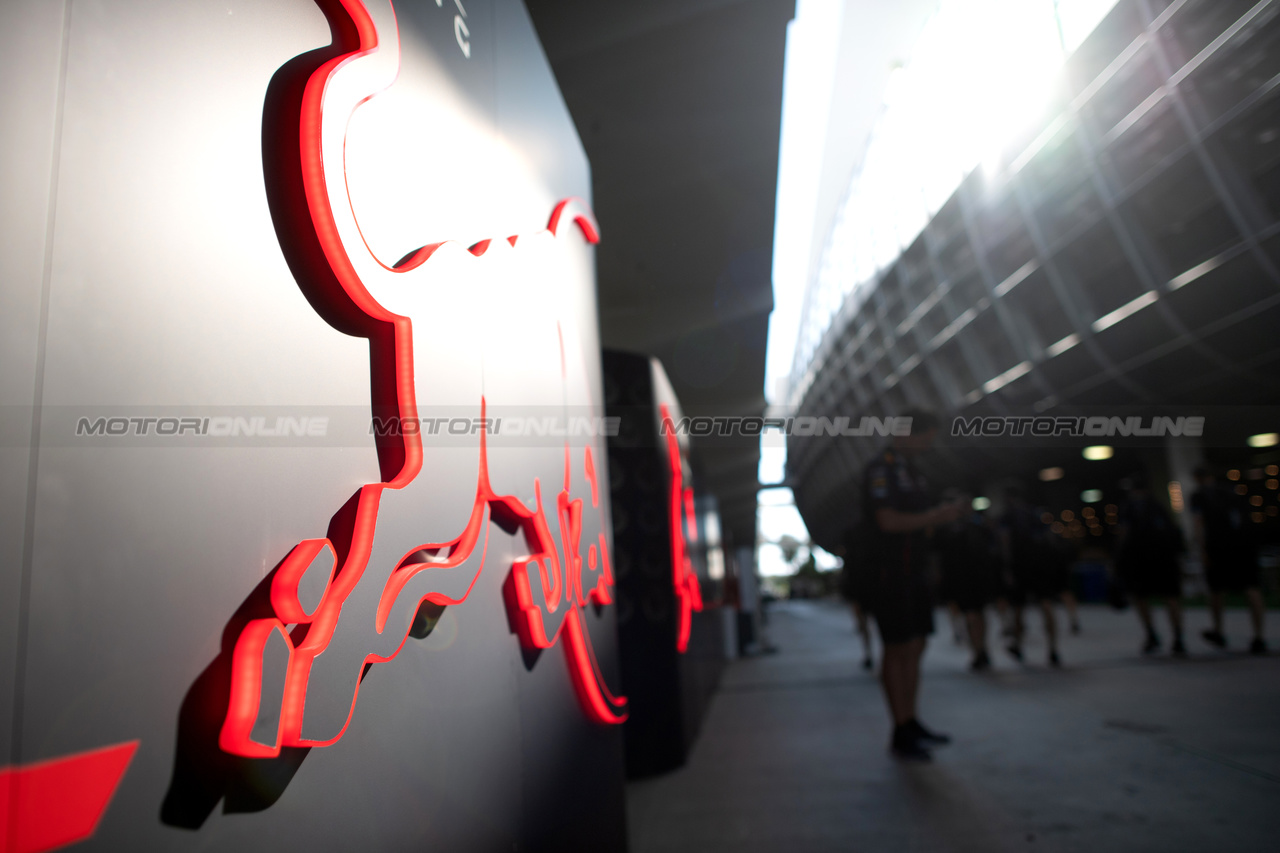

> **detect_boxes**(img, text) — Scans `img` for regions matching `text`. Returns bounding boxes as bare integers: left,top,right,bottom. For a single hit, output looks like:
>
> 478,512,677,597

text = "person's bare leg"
995,597,1011,633
1062,590,1081,633
1209,591,1226,635
1168,597,1184,638
1165,597,1186,656
882,638,939,756
1135,597,1159,652
1247,587,1266,641
904,636,926,719
853,604,873,668
1041,600,1059,663
879,642,913,726
966,610,987,655
947,602,965,644
1134,597,1153,631
1007,602,1025,660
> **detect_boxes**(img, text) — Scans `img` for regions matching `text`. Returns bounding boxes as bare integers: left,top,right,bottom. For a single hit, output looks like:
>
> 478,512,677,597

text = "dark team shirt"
1000,504,1045,570
1118,496,1182,569
938,515,999,578
862,449,932,571
1190,483,1254,559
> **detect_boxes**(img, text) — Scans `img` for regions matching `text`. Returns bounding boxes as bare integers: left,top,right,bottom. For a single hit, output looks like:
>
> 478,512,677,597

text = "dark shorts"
951,577,992,613
1204,551,1260,593
869,568,934,645
1119,559,1180,599
941,561,996,612
1010,562,1068,602
839,565,871,606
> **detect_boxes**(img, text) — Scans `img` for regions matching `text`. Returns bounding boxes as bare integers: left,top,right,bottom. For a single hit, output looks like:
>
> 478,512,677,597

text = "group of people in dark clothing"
934,485,1077,670
838,410,1271,762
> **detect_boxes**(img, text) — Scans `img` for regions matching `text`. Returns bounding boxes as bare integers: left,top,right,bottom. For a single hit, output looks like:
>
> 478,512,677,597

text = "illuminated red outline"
1,742,137,853
659,405,704,653
683,487,699,543
219,0,624,758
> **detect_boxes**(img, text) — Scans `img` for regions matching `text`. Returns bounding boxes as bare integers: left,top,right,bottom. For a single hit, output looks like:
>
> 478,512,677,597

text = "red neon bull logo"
218,0,626,758
660,404,705,653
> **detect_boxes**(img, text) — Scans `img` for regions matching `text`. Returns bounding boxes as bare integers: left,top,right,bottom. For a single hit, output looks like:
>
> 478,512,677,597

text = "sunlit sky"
758,0,1119,577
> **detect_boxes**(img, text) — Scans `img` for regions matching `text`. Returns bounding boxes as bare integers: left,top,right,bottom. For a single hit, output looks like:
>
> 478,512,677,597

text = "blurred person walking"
838,526,876,671
1000,487,1065,667
861,410,967,760
1116,475,1186,656
1191,466,1267,654
937,499,1000,670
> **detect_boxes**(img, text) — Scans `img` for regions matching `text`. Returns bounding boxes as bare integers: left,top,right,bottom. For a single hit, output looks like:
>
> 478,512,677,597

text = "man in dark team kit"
1116,474,1187,656
936,501,1000,671
1000,486,1064,667
1191,466,1267,654
862,410,967,760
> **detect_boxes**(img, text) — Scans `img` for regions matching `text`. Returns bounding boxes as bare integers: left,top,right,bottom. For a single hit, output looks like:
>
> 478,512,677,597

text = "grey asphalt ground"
627,599,1280,853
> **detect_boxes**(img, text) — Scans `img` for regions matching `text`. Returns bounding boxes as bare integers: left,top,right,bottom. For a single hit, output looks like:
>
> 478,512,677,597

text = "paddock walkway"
627,599,1280,853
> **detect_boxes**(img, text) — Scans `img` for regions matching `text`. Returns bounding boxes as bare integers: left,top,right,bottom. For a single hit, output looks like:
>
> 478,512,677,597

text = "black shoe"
890,739,933,762
1006,643,1023,662
1201,629,1226,649
1250,638,1268,656
970,650,992,671
1172,638,1188,658
890,727,934,762
907,719,951,747
1142,633,1161,655
862,656,874,671
1049,650,1061,668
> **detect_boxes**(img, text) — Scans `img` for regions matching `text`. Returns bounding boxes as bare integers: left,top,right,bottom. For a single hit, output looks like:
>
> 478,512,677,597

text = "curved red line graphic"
219,0,624,759
659,404,704,653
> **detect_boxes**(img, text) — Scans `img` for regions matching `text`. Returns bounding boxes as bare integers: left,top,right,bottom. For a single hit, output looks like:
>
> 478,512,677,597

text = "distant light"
1083,445,1113,461
1040,511,1054,524
1267,465,1279,477
972,496,991,511
1167,481,1184,513
1227,469,1241,481
1248,432,1279,448
1039,466,1064,481
1061,509,1075,522
1251,495,1263,507
1081,489,1102,503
